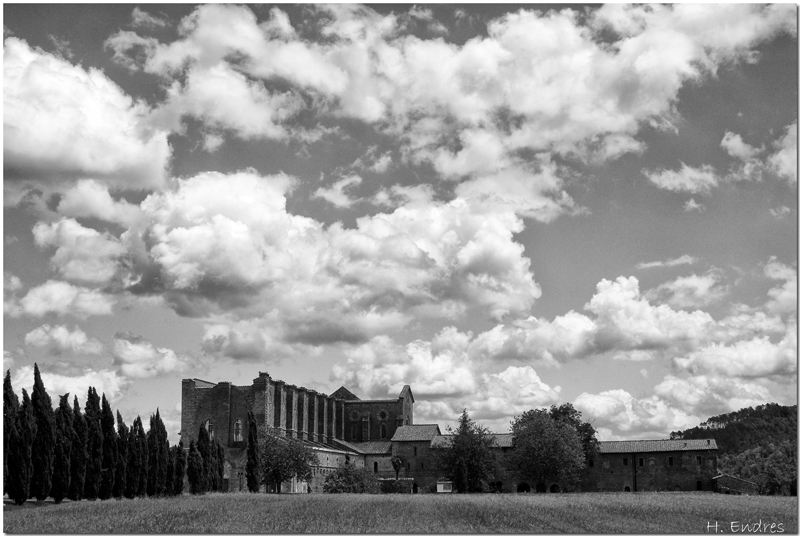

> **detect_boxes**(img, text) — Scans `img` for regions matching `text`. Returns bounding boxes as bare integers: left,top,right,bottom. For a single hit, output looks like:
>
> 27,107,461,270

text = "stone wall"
580,451,718,492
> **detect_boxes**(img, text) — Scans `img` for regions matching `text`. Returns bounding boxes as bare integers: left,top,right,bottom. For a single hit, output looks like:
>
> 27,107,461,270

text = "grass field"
4,492,798,533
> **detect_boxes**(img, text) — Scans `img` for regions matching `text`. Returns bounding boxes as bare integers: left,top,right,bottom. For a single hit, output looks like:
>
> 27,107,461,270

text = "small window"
351,424,357,438
589,459,594,468
204,420,214,439
420,462,424,470
407,462,411,471
623,457,628,466
373,462,378,473
668,456,673,466
380,423,387,439
638,458,643,467
696,456,702,465
414,446,417,456
234,420,242,442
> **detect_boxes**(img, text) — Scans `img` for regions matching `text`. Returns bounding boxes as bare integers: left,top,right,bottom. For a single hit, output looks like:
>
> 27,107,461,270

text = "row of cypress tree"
4,364,189,505
186,425,226,494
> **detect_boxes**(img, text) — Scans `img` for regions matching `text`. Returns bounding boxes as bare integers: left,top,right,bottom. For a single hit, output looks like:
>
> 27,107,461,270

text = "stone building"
181,372,718,493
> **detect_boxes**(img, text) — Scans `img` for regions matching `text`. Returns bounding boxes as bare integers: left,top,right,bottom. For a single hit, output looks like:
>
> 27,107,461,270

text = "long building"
180,372,718,493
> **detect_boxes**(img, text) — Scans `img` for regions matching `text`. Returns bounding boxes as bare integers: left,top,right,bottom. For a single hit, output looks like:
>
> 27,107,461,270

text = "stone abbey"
181,372,720,493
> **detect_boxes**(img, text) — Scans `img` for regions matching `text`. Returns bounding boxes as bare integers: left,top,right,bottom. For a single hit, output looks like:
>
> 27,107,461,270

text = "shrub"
323,464,380,494
379,478,413,494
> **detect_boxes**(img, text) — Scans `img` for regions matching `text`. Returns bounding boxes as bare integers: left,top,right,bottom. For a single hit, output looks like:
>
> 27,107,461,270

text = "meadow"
4,492,798,533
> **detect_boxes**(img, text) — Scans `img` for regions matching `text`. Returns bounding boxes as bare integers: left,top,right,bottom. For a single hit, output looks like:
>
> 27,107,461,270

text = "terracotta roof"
391,424,441,441
430,433,513,449
333,440,392,455
598,439,718,453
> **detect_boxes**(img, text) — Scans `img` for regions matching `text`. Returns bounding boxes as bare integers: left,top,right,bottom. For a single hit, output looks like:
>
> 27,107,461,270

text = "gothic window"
204,420,214,440
413,446,417,456
234,420,242,442
378,410,388,420
380,423,387,439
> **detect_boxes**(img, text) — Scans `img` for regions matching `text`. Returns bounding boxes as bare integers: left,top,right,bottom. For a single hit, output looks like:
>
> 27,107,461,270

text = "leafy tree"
434,410,497,493
67,396,87,501
187,440,205,494
548,403,598,464
19,389,36,500
390,455,404,480
322,464,379,494
83,387,103,500
720,440,797,496
136,415,149,497
508,409,585,490
51,394,74,503
30,363,56,501
113,411,129,499
98,395,118,500
260,429,318,493
4,370,20,495
245,410,260,492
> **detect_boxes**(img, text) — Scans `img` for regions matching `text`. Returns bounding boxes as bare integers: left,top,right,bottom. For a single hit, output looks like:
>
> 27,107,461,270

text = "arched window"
234,419,242,442
204,419,214,439
380,423,387,439
373,462,378,473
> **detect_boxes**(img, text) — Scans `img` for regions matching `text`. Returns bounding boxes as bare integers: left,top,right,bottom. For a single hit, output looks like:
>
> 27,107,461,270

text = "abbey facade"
180,372,719,493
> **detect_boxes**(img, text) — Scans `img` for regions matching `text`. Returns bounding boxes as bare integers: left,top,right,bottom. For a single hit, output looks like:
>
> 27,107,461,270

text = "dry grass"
4,492,797,533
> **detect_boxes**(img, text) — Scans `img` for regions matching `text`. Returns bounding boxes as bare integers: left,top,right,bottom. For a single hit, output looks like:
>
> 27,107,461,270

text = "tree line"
3,364,204,504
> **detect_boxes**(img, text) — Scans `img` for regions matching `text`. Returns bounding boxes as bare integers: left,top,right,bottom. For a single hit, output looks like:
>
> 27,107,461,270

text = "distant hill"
671,403,797,495
671,403,797,457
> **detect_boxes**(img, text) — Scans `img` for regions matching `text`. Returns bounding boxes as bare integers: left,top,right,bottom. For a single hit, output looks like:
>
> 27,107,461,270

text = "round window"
350,410,359,421
378,410,388,420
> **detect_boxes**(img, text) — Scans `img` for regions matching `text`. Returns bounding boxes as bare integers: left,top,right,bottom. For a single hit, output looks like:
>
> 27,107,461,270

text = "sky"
3,4,797,443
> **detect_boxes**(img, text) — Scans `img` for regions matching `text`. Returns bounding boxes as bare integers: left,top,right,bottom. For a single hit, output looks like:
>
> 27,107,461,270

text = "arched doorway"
517,482,531,493
696,481,703,491
624,486,631,492
549,484,560,493
412,482,418,494
535,482,546,493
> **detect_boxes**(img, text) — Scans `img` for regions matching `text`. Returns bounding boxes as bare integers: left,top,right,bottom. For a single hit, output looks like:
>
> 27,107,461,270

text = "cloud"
112,332,192,379
313,176,363,208
636,254,697,270
24,324,103,355
721,131,762,161
3,37,170,190
131,7,168,29
770,206,791,219
56,180,142,227
767,122,797,183
33,218,128,285
645,163,719,194
17,280,116,318
764,257,797,315
683,198,706,212
11,365,128,403
643,270,729,309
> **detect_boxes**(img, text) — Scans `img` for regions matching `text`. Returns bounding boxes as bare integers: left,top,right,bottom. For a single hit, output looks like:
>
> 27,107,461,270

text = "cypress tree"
165,446,176,496
51,394,74,503
124,417,141,499
147,410,169,496
136,416,148,497
207,435,218,492
30,363,56,501
173,440,187,495
13,389,35,503
216,441,226,492
187,440,204,494
197,425,212,492
245,410,260,492
83,387,103,500
4,370,20,495
67,396,87,501
98,395,117,500
113,411,129,499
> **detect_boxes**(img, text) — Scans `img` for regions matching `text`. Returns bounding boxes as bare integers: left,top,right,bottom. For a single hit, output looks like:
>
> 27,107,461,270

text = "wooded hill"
671,403,797,495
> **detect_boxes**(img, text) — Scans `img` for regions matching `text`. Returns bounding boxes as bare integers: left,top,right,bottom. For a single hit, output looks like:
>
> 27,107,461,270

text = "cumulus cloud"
3,37,170,190
721,131,762,161
643,270,729,309
131,7,168,29
767,122,797,183
764,257,797,315
645,163,719,194
57,180,142,227
124,170,541,344
24,324,103,355
11,365,128,403
636,254,697,270
33,218,128,285
17,280,116,318
313,176,363,208
683,198,706,212
112,332,192,379
770,206,791,219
